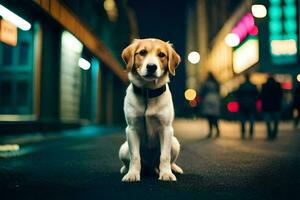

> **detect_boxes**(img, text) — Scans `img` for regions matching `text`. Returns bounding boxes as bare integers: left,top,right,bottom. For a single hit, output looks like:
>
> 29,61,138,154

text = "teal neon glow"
270,0,281,5
269,20,283,33
269,6,282,19
283,5,296,18
283,19,296,32
284,0,295,3
269,0,298,64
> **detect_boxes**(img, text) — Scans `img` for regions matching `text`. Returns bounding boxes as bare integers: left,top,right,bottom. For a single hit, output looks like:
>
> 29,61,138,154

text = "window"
2,43,13,66
19,41,30,65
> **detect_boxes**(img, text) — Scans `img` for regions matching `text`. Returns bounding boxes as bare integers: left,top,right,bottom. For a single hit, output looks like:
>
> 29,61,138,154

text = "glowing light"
233,39,259,73
233,23,248,41
256,99,262,112
225,33,240,47
227,102,239,113
0,144,20,151
281,82,293,90
230,12,258,44
242,13,255,33
104,0,115,11
61,31,83,53
103,0,118,22
297,74,300,82
251,4,267,18
271,39,297,55
78,58,91,70
189,99,198,107
249,25,259,36
184,89,197,101
269,6,282,19
0,4,31,31
188,51,200,64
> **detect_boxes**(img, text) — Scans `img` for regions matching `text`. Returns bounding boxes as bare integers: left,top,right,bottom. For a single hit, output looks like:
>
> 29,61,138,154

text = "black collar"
132,84,166,98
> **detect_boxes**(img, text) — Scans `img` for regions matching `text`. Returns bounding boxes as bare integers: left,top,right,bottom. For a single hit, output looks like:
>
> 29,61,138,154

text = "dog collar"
132,84,166,98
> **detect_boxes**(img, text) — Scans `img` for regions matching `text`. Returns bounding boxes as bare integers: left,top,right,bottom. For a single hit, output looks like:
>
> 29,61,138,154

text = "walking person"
200,72,221,138
293,82,300,129
260,75,283,139
236,73,259,139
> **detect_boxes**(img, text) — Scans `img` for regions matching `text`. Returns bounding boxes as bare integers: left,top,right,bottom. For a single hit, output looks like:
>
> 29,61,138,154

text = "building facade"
0,0,136,133
186,0,300,118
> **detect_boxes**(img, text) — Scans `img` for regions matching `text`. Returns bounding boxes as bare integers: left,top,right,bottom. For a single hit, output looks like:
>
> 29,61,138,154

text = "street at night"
1,120,299,199
1,0,300,199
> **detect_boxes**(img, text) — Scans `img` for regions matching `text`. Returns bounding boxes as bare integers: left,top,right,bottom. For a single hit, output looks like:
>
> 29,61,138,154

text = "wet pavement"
0,120,300,199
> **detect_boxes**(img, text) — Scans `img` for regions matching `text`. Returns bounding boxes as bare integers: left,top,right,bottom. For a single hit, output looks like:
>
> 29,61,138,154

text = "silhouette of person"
200,72,221,138
236,73,259,139
260,75,283,139
293,82,300,129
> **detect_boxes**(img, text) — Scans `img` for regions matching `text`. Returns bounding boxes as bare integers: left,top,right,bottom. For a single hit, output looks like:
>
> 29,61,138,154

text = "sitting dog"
119,38,183,182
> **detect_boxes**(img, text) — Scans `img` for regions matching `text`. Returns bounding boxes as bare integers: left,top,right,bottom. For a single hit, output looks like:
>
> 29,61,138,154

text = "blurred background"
0,0,299,133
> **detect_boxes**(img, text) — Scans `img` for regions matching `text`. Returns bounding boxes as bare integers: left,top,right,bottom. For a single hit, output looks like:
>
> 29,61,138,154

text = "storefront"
0,6,37,120
0,0,134,133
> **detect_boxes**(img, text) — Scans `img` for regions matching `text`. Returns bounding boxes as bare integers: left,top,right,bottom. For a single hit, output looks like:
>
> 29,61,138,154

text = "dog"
119,38,183,182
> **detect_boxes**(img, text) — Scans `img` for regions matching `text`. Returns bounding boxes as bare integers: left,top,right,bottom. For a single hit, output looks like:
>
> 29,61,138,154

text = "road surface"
0,119,299,199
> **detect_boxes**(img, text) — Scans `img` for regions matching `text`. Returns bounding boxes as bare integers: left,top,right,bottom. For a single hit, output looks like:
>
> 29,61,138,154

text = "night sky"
128,0,188,115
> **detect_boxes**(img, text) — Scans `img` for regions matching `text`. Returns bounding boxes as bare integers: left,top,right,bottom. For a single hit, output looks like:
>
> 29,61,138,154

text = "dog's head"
122,38,181,82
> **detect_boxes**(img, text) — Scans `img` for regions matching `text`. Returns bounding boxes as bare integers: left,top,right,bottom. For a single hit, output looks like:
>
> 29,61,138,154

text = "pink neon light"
230,12,258,44
243,13,255,33
232,23,247,41
249,25,259,36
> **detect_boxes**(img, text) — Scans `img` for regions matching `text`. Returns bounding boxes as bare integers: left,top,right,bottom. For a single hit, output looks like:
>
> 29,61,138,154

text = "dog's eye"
139,50,147,56
158,52,166,58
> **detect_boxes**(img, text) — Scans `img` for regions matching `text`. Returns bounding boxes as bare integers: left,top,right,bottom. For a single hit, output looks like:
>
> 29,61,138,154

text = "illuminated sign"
271,39,297,55
225,12,259,48
233,39,259,74
269,0,298,64
0,19,17,46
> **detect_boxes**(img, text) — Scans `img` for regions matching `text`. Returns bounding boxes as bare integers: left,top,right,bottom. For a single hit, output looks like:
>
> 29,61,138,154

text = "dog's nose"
146,63,157,74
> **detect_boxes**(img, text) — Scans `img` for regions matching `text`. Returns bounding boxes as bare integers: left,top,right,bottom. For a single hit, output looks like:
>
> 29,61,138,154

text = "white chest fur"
124,84,174,147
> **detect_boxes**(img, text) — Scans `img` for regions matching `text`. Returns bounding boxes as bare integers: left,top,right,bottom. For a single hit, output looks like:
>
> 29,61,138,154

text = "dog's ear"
167,43,181,76
122,40,139,72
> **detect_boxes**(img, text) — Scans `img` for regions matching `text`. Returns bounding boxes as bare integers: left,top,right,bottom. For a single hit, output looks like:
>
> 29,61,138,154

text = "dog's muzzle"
146,63,157,75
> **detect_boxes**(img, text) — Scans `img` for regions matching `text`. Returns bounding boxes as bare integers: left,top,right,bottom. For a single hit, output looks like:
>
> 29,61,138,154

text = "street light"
251,4,267,18
188,51,200,64
0,4,31,31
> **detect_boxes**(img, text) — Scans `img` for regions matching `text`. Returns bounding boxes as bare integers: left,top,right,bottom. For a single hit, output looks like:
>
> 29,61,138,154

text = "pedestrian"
200,72,221,138
293,82,300,129
236,73,259,139
260,75,283,139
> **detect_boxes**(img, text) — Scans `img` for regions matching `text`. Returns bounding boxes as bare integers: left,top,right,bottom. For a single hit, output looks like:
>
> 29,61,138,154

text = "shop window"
2,44,13,66
19,41,29,65
16,81,28,106
0,81,12,106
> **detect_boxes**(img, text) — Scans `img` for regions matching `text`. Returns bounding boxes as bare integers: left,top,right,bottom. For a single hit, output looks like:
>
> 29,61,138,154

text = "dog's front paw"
122,171,140,182
159,171,177,181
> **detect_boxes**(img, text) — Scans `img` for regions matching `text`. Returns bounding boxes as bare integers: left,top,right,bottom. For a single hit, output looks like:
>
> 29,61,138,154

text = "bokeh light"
251,4,267,18
78,58,91,70
297,74,300,82
225,33,240,47
227,101,239,113
184,89,197,101
188,51,200,64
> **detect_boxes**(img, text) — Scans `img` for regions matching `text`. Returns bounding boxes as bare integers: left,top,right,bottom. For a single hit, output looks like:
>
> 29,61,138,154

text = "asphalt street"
0,119,300,199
